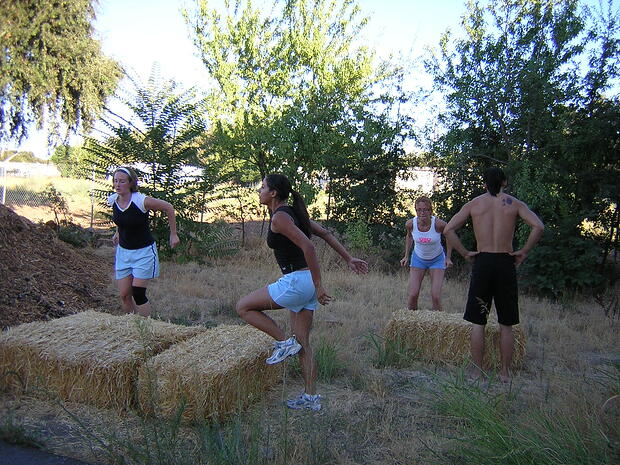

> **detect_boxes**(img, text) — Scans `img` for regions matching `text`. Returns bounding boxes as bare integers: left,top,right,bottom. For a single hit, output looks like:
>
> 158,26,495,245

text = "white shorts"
268,269,318,312
115,243,160,280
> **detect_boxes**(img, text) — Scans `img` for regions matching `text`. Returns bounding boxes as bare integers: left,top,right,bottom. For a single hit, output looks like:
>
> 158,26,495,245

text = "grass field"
2,176,104,227
1,228,619,464
1,178,619,464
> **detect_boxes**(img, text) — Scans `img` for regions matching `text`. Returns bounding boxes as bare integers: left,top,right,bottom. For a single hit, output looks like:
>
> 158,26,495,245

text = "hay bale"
0,311,206,409
137,324,281,423
384,309,526,370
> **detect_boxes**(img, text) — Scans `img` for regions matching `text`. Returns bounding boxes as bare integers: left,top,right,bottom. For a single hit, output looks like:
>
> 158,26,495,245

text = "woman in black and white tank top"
236,174,368,411
109,166,180,317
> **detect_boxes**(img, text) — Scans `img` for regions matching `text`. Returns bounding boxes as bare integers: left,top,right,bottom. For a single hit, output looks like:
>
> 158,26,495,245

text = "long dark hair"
265,174,312,237
483,167,506,197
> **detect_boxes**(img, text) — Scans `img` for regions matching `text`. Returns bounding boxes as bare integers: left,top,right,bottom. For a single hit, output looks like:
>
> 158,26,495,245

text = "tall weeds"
431,371,618,465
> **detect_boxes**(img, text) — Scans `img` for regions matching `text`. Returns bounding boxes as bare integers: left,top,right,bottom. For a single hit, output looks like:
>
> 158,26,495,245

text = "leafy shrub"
344,219,373,252
520,228,604,297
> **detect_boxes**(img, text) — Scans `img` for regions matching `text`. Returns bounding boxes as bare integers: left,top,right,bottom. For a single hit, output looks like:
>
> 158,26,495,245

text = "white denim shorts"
115,243,160,280
268,269,318,312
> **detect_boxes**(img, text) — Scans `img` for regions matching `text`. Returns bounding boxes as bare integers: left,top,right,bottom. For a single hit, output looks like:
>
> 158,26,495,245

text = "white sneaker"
286,392,322,411
266,336,302,365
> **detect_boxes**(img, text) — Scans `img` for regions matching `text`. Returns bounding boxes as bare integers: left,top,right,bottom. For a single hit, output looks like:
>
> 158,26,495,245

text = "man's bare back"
468,192,522,253
445,191,543,266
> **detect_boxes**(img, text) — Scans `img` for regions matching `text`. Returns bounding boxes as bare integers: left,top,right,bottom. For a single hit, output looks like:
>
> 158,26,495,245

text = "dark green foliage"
56,222,91,248
424,0,620,295
179,220,240,263
42,184,69,225
0,0,121,144
186,0,411,218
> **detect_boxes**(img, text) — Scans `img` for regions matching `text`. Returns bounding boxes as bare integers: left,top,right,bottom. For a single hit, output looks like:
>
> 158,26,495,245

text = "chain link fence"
1,162,61,207
0,162,102,229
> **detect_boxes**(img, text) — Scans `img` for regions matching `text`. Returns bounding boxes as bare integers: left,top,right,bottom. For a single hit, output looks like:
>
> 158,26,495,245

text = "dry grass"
1,235,618,464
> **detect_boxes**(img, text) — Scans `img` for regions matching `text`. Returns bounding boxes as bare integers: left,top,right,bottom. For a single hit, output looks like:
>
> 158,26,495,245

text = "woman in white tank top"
400,196,452,310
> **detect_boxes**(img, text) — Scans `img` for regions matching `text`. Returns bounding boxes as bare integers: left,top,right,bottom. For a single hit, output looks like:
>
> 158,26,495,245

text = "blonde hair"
415,196,432,212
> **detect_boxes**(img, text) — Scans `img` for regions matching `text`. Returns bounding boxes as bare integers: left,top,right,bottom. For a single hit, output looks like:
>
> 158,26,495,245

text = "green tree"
50,145,91,177
186,0,411,221
424,0,619,295
0,150,39,163
85,71,210,257
0,0,121,145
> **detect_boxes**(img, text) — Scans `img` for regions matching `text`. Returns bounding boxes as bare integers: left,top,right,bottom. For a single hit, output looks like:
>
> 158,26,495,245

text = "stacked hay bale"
0,311,206,409
384,310,526,370
138,324,281,423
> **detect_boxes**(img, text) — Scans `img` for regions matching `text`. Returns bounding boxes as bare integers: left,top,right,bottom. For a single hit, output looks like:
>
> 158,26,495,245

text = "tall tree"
0,0,121,145
186,0,410,219
86,71,209,256
424,0,619,295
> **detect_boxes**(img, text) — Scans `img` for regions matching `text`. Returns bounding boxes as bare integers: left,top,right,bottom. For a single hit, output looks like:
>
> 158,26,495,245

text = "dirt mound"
0,204,117,329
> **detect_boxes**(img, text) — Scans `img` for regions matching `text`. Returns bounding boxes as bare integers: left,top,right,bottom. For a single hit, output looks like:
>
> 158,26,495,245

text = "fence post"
1,161,5,205
90,167,95,229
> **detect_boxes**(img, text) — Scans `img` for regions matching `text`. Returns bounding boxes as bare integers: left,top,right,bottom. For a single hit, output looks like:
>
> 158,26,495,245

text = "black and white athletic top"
108,192,155,250
267,206,309,274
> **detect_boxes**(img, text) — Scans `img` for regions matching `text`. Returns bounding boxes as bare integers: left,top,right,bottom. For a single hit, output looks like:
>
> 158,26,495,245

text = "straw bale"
137,324,281,423
0,311,207,409
384,309,526,370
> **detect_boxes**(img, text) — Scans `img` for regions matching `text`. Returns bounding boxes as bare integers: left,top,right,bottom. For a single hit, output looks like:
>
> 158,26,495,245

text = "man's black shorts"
464,252,518,326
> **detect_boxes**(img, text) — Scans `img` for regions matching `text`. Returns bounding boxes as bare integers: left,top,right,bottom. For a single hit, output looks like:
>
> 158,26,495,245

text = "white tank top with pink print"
412,216,443,260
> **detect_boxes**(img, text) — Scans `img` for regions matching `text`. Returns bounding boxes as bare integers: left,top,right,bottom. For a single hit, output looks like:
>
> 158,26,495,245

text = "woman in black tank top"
236,174,368,411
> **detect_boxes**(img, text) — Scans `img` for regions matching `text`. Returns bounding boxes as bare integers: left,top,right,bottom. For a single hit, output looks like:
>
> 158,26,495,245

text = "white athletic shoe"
286,392,322,411
266,336,302,365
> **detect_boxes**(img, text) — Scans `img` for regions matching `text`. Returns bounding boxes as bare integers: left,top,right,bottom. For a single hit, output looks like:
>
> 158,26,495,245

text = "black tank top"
112,199,155,250
267,206,309,274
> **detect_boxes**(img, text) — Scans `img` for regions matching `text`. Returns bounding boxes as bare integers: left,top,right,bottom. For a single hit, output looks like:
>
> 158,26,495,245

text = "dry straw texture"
384,309,526,369
0,311,206,409
137,324,281,423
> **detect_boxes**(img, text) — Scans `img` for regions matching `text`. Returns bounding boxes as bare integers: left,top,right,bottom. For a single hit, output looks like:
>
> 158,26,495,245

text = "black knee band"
132,286,148,306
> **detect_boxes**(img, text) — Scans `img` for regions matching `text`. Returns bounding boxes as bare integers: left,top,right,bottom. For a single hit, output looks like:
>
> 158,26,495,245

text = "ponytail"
291,190,312,238
265,174,312,237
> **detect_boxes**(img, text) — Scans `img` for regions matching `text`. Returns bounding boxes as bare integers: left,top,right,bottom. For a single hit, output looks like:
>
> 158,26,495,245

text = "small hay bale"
384,309,526,370
137,324,281,423
0,311,206,409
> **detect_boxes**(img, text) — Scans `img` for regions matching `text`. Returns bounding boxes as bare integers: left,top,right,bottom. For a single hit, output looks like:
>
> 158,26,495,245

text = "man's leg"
499,324,514,383
470,323,486,379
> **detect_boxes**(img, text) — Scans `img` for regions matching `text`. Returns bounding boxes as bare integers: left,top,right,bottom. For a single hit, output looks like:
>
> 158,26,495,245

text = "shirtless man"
443,167,544,382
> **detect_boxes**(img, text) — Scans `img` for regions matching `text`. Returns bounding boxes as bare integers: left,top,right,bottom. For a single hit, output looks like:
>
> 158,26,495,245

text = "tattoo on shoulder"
502,197,513,206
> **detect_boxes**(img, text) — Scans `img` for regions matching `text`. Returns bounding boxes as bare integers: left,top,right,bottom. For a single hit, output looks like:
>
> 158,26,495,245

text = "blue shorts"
268,269,318,312
410,250,446,270
115,243,160,280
